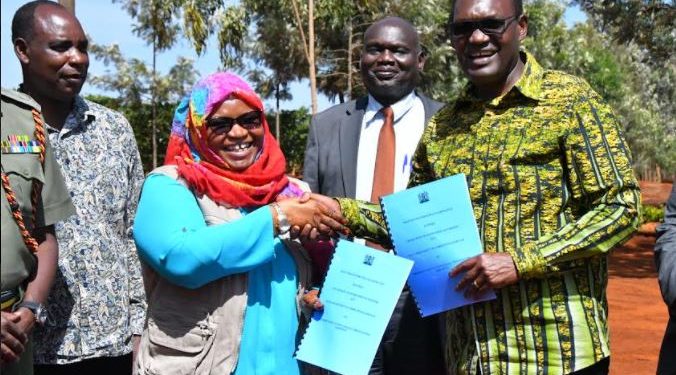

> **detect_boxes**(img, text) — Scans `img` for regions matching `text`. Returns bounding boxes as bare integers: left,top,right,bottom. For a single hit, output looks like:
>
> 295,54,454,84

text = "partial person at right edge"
655,184,676,375
303,16,446,375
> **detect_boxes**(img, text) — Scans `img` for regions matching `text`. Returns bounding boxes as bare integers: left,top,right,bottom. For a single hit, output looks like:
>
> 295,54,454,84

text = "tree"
248,69,293,142
270,108,312,176
89,44,197,171
112,0,179,168
245,3,307,142
290,0,319,114
58,0,75,13
570,0,675,178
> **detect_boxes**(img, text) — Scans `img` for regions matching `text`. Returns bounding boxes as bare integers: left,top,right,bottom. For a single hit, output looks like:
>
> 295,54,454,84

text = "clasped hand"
1,308,34,365
275,193,349,241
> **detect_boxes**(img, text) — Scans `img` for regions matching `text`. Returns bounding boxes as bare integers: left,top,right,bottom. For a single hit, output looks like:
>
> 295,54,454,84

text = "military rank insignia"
1,135,42,154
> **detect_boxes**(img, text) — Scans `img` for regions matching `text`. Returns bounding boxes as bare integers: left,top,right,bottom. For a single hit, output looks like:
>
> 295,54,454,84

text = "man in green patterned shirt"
311,0,641,373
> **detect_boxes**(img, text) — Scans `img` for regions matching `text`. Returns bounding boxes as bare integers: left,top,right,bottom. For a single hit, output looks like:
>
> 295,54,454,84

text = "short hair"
11,1,66,42
364,16,422,53
452,0,524,19
513,0,523,15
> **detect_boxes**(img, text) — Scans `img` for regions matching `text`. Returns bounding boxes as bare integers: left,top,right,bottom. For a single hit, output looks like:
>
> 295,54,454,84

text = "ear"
517,14,528,42
14,38,30,65
417,49,427,72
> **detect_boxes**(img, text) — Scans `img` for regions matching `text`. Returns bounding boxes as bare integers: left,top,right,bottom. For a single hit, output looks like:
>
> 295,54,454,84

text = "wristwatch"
14,300,48,325
271,203,291,235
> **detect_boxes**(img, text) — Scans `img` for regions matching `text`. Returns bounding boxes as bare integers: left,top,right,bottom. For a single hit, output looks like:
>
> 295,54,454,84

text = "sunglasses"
206,111,263,135
449,15,520,38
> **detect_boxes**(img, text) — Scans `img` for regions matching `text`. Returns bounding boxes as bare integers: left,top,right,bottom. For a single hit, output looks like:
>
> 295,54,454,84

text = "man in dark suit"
303,16,446,375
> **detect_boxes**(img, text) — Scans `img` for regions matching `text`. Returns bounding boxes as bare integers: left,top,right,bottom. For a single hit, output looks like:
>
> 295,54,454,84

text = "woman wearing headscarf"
132,72,340,375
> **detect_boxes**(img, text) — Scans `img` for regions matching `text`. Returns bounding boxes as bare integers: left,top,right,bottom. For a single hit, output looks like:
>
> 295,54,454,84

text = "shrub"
641,204,665,224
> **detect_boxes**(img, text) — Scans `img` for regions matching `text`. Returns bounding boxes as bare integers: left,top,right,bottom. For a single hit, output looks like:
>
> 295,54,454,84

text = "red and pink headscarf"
164,72,303,208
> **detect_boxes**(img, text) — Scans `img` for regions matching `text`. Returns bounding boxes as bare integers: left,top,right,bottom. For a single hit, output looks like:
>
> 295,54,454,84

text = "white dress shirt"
355,92,426,202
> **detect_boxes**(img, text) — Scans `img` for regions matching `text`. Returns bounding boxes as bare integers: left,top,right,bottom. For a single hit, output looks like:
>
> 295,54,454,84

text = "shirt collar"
17,85,96,133
458,50,545,105
364,91,417,126
52,95,96,133
513,51,545,101
69,95,96,123
17,85,95,124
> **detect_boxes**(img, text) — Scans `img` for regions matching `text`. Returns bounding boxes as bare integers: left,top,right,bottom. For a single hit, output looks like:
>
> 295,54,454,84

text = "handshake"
270,193,350,242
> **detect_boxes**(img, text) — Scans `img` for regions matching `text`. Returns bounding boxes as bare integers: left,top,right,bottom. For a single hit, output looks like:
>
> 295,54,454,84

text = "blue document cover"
295,240,413,375
380,173,496,317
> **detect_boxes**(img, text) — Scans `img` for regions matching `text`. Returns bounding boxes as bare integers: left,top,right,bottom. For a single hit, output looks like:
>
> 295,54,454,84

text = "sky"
1,1,587,113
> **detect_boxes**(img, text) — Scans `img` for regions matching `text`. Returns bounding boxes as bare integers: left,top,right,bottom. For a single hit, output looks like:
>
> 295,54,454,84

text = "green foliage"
85,94,175,173
100,0,672,178
89,44,196,106
89,40,197,171
269,108,312,177
641,203,665,224
572,0,675,64
570,0,675,176
114,0,180,51
114,0,245,61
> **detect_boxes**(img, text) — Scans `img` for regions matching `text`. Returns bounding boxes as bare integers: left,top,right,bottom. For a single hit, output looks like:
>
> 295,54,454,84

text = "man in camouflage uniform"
1,88,74,375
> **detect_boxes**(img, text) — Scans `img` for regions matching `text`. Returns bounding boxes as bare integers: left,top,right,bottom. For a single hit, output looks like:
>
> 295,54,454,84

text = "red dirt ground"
607,182,672,374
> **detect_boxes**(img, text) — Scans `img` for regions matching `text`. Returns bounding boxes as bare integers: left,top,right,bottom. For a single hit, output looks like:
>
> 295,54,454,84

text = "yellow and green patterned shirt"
337,52,640,375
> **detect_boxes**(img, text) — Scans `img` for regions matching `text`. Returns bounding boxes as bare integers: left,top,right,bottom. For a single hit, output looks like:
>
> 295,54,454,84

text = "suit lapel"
418,92,444,125
339,97,367,198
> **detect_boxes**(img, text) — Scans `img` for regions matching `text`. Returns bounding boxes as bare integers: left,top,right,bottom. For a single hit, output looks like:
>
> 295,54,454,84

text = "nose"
69,48,89,67
377,49,395,64
468,28,490,44
226,123,249,138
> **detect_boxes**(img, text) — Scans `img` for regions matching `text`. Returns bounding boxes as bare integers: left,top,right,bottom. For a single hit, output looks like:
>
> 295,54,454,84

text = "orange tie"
368,106,395,251
370,106,395,203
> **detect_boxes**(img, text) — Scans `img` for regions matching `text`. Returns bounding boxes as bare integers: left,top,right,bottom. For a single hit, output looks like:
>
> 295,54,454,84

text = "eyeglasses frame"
448,14,522,39
205,110,263,135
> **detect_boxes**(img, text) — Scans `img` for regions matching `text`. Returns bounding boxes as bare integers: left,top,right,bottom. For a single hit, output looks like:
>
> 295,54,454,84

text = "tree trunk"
151,36,158,169
347,19,353,100
275,82,281,142
58,0,75,14
291,0,318,114
656,165,662,182
308,0,317,114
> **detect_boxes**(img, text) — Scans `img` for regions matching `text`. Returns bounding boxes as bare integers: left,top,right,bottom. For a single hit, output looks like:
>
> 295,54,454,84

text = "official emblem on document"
363,254,375,266
417,191,430,204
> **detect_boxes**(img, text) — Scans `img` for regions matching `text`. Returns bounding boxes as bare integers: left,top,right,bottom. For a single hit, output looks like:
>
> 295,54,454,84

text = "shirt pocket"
2,154,46,219
143,315,217,375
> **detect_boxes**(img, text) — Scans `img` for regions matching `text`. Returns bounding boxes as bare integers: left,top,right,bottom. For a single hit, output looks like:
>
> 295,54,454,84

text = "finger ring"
472,280,480,289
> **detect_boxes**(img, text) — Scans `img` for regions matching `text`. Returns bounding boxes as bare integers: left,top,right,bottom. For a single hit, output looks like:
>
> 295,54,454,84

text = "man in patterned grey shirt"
11,2,146,374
